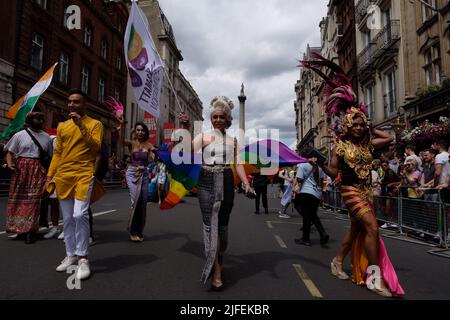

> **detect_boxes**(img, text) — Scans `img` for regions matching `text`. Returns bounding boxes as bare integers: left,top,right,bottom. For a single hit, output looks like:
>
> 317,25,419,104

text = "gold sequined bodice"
336,140,373,183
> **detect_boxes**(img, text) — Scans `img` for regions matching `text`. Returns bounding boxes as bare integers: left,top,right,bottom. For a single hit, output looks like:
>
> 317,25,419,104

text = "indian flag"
1,63,57,140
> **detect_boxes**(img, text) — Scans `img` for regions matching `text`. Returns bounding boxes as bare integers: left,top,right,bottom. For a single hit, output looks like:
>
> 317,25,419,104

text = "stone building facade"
134,0,203,146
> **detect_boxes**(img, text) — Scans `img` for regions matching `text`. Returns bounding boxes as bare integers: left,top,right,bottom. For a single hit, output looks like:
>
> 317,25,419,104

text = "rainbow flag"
157,149,202,210
158,139,307,210
0,63,57,140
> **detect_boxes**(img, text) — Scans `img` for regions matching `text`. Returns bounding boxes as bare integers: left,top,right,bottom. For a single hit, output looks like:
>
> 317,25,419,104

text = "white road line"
92,210,117,217
269,221,302,225
0,209,117,235
266,221,273,229
274,235,287,248
293,264,323,299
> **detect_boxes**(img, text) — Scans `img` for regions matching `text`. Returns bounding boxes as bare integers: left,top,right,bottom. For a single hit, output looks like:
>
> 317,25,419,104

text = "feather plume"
103,96,125,130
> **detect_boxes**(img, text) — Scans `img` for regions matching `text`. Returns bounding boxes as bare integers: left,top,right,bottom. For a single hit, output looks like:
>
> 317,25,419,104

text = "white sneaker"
89,237,97,246
278,214,291,219
389,223,398,228
58,231,65,240
380,223,388,229
76,259,91,280
56,256,77,272
44,227,60,239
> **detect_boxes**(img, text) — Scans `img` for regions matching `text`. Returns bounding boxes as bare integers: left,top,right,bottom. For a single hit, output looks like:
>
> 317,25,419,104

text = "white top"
203,141,235,165
195,130,236,165
4,129,51,158
435,151,450,185
296,163,324,200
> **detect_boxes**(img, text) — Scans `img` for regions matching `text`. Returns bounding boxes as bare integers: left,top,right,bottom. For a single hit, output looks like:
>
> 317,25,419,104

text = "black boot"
24,232,36,244
320,233,330,246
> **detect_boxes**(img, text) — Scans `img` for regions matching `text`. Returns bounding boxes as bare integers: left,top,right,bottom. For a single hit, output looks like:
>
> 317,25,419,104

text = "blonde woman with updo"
179,96,254,291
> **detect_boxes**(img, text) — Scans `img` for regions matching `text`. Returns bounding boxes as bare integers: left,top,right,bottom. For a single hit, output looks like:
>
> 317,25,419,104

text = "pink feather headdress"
104,97,124,130
299,52,368,140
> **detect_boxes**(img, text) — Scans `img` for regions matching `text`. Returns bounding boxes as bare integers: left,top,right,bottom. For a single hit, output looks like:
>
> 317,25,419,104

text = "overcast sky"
157,0,328,149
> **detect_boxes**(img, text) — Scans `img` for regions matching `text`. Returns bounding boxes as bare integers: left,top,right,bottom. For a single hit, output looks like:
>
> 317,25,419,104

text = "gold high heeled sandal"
330,257,350,280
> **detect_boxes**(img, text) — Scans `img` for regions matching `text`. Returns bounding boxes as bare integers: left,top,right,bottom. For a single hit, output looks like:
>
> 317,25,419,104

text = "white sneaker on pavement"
44,227,60,239
56,256,77,272
380,223,388,229
278,214,291,219
57,231,64,240
389,223,398,228
76,259,91,280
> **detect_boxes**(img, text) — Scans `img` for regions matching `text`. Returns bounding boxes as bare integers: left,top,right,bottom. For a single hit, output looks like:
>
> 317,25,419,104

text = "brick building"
0,0,129,157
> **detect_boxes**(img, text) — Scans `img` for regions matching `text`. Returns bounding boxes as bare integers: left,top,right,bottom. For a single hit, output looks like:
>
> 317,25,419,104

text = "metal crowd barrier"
323,186,449,249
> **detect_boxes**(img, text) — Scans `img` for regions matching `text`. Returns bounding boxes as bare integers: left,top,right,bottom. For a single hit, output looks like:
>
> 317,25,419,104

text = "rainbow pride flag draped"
157,148,202,210
157,139,307,210
1,63,57,140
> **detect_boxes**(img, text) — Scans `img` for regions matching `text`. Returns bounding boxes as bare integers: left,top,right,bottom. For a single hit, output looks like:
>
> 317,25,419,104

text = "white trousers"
59,178,94,257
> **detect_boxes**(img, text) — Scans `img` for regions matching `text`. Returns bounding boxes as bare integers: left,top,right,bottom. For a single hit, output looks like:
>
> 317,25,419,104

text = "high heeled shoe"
330,257,350,280
130,235,140,243
366,270,393,298
211,278,223,291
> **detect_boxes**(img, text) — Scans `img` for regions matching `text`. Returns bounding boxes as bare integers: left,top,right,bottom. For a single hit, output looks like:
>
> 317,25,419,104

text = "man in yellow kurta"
46,89,104,281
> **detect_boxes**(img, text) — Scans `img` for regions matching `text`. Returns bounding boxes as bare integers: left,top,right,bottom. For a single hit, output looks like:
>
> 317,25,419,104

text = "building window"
101,39,108,60
114,87,120,101
424,49,433,86
423,44,442,86
364,85,375,119
30,33,44,70
422,0,437,22
98,77,105,102
35,0,47,9
59,52,69,85
433,45,442,85
116,54,122,70
81,65,90,95
384,71,396,117
84,25,92,47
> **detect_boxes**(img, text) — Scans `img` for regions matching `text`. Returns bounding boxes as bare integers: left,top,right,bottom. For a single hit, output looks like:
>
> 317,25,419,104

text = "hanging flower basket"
401,117,450,151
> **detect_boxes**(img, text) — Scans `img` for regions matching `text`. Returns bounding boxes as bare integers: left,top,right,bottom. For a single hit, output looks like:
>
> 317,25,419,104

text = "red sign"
144,112,158,145
163,123,176,144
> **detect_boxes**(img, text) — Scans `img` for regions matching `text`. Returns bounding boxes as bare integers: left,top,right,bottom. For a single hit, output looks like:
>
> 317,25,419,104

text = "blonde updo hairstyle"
210,96,234,129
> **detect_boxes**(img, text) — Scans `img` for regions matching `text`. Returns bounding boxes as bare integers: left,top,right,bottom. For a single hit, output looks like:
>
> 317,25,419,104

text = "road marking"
293,264,323,299
0,210,117,235
269,221,302,225
274,235,287,248
266,221,273,229
92,210,117,217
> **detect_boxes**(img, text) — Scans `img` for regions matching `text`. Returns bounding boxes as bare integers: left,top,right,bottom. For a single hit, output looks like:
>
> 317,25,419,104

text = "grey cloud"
158,0,328,147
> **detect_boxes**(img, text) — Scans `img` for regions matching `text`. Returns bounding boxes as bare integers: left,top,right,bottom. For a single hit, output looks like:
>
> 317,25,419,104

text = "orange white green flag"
0,63,57,140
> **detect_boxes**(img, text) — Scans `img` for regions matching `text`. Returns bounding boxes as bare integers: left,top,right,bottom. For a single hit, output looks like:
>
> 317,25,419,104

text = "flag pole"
134,1,184,114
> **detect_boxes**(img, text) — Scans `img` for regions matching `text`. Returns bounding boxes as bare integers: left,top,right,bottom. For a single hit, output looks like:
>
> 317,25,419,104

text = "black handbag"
25,128,51,169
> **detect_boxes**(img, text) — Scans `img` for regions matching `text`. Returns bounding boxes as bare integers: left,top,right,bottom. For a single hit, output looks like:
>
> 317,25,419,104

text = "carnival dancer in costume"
301,53,405,297
179,96,254,291
123,122,155,243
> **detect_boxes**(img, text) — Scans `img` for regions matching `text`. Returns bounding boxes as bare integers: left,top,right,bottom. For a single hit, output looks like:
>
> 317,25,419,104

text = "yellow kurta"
47,115,104,202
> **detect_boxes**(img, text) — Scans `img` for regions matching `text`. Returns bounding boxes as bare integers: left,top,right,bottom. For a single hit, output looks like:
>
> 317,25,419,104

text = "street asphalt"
0,186,449,300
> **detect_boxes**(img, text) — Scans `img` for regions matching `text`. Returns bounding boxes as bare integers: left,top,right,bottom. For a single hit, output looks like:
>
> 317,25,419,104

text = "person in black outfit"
252,173,269,214
293,147,329,246
87,140,109,243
